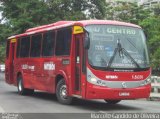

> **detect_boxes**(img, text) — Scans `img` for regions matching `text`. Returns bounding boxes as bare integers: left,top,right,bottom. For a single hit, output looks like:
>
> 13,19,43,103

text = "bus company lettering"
44,62,55,70
106,75,118,79
21,64,35,71
22,64,28,70
106,28,136,35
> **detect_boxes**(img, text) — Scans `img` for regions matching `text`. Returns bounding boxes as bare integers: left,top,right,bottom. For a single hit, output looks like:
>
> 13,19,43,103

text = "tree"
139,4,160,69
0,0,106,63
140,14,160,69
0,0,106,34
0,0,52,34
0,24,13,63
0,45,5,63
105,1,150,24
44,0,106,20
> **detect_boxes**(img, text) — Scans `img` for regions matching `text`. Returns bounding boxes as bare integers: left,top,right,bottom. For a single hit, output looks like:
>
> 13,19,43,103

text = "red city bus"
5,20,151,104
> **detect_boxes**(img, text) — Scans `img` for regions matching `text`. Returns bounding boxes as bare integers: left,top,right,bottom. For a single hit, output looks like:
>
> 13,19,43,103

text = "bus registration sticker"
44,62,55,70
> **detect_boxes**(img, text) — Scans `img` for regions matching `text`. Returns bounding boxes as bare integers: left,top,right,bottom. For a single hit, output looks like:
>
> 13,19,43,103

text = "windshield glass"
86,25,150,69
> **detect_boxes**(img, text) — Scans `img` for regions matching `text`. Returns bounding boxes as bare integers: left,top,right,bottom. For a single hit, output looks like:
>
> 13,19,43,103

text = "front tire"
17,77,34,95
56,79,72,105
104,100,121,104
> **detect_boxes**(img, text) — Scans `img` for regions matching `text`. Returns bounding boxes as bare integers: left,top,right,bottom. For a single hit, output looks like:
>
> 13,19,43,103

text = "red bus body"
5,20,151,103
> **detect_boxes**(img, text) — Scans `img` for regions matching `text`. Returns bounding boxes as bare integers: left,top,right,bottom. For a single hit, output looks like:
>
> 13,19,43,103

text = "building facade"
106,0,139,3
138,0,160,9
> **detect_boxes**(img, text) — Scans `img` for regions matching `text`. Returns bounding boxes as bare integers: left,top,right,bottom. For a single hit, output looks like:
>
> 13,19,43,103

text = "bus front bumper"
85,83,151,100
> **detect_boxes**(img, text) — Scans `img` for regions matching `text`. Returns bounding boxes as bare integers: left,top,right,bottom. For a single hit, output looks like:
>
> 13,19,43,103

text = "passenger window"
30,34,42,57
42,31,55,57
55,28,72,56
20,36,30,57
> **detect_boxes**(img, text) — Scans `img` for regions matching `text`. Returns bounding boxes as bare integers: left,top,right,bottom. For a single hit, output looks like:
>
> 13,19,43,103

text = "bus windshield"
85,25,150,69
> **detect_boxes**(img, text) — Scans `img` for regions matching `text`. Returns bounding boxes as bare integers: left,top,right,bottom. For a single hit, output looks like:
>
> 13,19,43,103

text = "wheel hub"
18,80,22,91
60,85,67,99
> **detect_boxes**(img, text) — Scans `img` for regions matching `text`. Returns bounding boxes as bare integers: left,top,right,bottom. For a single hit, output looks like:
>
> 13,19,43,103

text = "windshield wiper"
107,39,140,69
100,58,107,66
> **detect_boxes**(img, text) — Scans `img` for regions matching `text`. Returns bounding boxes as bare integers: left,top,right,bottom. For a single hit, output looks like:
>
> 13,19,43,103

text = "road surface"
0,72,160,118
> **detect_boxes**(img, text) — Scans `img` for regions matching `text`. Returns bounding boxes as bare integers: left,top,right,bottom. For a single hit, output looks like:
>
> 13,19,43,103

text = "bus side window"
42,31,55,57
20,36,30,58
30,34,42,57
55,27,72,56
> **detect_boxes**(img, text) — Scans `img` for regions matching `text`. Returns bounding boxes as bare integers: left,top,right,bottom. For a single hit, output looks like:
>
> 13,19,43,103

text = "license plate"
119,92,130,96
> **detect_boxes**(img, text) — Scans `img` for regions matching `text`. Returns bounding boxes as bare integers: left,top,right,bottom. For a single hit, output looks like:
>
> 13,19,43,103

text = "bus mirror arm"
83,28,90,49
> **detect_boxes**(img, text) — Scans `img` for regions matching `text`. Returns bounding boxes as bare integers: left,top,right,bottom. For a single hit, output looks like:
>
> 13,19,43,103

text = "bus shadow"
30,91,141,111
8,91,142,112
72,99,141,111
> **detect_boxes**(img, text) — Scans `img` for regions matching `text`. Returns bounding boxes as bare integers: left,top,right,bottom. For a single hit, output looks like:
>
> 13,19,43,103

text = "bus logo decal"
22,64,35,71
106,75,118,79
122,82,127,89
22,64,28,70
44,62,55,70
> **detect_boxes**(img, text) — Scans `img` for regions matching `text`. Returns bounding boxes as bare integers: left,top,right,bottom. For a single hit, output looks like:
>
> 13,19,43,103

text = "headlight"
89,77,106,86
141,77,151,86
90,78,97,84
145,77,151,85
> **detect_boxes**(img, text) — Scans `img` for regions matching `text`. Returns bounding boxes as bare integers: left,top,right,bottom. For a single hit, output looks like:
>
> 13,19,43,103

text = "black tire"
56,79,73,105
104,100,121,104
17,77,34,95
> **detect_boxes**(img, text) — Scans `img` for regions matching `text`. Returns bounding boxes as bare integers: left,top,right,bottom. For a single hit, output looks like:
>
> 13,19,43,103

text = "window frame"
42,30,56,57
19,36,31,58
30,33,43,58
55,27,72,56
16,38,21,58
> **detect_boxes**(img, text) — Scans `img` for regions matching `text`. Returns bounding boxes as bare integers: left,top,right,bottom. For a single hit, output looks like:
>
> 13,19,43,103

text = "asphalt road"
0,72,160,115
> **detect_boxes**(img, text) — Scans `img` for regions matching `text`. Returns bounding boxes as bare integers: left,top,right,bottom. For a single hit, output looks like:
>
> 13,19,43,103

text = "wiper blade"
107,39,123,68
100,58,107,66
121,48,140,68
107,39,140,69
107,47,118,69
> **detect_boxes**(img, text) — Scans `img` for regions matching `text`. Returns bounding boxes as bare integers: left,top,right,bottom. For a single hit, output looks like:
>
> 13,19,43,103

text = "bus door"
8,39,16,84
74,35,83,95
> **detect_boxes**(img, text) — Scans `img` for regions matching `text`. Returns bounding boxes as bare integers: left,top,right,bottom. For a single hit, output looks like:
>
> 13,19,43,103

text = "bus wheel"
56,79,72,105
104,100,121,104
17,77,34,95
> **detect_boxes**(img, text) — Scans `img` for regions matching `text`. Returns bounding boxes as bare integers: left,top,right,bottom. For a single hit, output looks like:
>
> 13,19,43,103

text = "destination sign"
106,28,136,35
86,25,137,35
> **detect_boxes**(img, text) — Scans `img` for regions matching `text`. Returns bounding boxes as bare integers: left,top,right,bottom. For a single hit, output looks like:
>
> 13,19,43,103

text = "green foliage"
0,45,5,63
1,0,53,33
139,4,160,69
0,0,106,63
140,15,160,68
44,0,106,20
105,2,151,24
0,24,13,63
0,24,12,43
0,0,106,33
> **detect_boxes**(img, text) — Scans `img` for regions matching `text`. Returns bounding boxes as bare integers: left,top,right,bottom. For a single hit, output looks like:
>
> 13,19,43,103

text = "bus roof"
8,20,141,39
